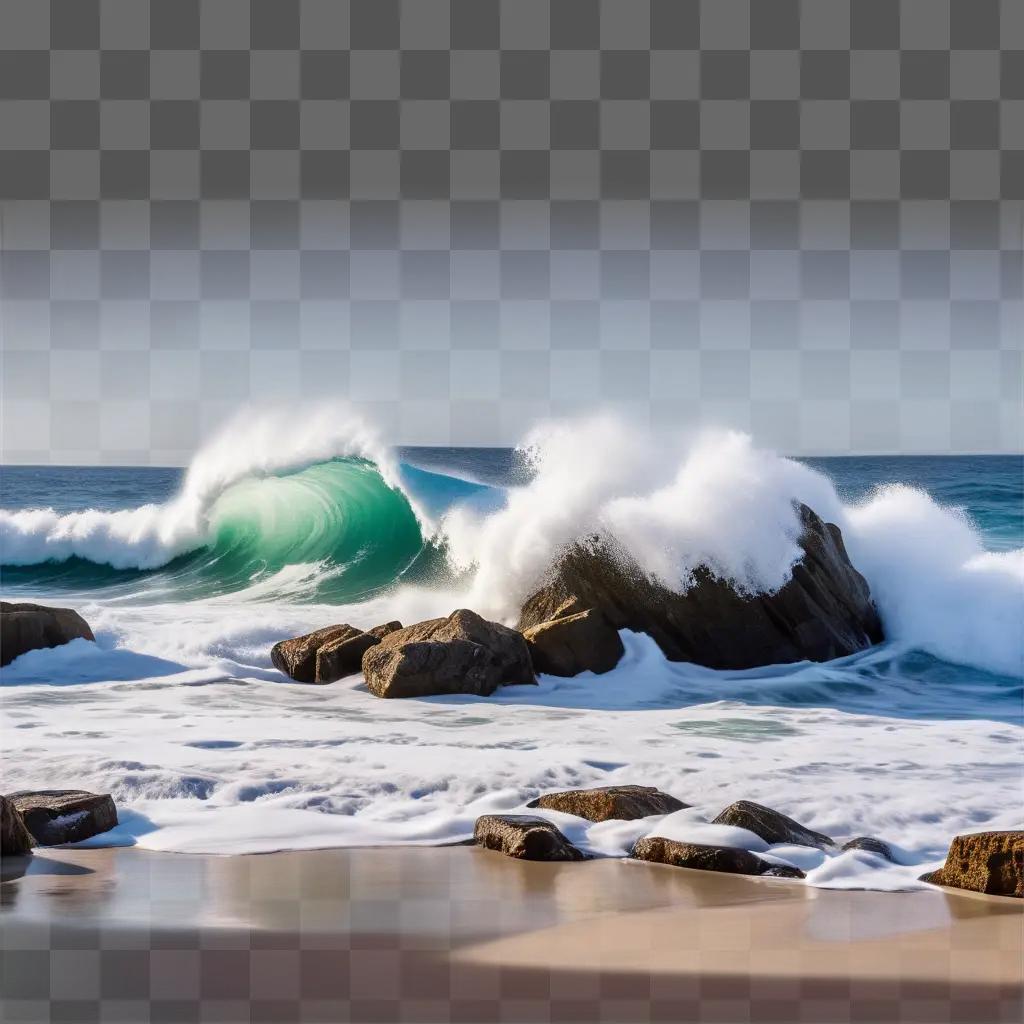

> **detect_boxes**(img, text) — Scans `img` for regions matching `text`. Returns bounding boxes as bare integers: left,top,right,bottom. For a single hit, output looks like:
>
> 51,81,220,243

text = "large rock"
474,814,585,861
631,837,805,878
522,607,624,676
712,800,835,850
0,795,35,855
922,831,1024,898
271,621,401,683
361,609,535,699
527,785,688,822
1,602,94,667
517,504,883,670
11,790,118,846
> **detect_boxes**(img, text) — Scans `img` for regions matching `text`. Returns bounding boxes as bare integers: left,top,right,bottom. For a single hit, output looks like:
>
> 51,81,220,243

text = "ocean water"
1,411,1022,891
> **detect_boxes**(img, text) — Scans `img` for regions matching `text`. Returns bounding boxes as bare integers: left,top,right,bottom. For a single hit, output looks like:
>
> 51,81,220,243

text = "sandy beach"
1,845,1020,1023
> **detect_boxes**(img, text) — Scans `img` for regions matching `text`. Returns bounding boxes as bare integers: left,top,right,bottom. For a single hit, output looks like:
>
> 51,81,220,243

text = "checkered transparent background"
0,0,1021,463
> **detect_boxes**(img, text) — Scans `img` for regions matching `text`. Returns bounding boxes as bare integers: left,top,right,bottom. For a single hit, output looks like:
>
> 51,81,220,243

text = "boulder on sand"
631,836,805,878
1,602,94,667
271,621,401,683
361,609,535,699
527,785,688,822
11,790,118,846
474,814,585,861
921,831,1024,898
517,504,883,671
1,795,35,855
522,607,624,676
712,800,835,850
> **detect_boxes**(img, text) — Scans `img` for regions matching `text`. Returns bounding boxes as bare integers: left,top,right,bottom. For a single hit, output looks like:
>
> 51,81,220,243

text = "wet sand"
1,845,1021,1023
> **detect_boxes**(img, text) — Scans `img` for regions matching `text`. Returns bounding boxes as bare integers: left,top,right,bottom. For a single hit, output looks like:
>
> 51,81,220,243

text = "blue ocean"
1,413,1021,888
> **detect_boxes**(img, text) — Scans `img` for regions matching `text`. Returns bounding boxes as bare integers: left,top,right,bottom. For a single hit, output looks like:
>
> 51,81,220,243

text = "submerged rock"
712,800,834,850
1,602,94,667
631,837,805,878
0,795,35,855
11,790,118,846
361,609,535,699
921,831,1024,898
271,621,402,683
527,785,687,822
522,607,624,676
474,814,585,861
842,836,896,861
517,504,883,670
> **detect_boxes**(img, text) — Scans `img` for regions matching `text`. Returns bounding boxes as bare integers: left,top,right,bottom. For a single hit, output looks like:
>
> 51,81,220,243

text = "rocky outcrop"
527,785,688,822
522,607,624,676
1,602,94,667
361,609,535,699
11,790,118,846
517,504,883,670
842,836,895,861
474,815,585,861
921,831,1024,898
271,621,402,683
631,837,805,878
1,795,35,855
712,800,835,849
315,621,401,683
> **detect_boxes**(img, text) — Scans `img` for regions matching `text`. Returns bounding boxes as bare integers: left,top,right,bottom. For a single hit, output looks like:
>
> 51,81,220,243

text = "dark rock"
711,800,835,849
11,790,118,846
517,504,883,670
522,607,624,676
921,831,1024,898
527,785,688,822
631,837,805,878
474,814,585,861
272,621,402,683
0,795,35,855
361,609,535,699
272,624,362,682
1,602,94,667
842,836,895,861
315,621,402,683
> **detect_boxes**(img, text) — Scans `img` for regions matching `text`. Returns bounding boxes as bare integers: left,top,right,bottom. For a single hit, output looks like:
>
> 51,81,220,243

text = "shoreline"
2,845,1021,1023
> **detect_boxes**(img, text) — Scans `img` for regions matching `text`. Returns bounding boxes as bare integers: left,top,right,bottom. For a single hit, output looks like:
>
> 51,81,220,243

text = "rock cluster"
1,602,95,667
271,621,402,683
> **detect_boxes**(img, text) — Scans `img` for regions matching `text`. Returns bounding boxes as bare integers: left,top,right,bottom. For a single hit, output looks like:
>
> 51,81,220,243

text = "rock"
631,837,805,879
11,790,118,846
474,814,585,861
1,602,95,667
271,621,402,683
315,621,402,683
0,795,35,855
361,609,535,699
527,785,688,822
921,831,1024,898
842,836,895,861
522,607,624,676
517,504,883,670
711,800,834,850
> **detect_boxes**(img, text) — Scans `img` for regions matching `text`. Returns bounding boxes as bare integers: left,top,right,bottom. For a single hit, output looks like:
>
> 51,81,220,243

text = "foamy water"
2,410,1022,890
